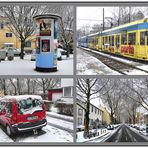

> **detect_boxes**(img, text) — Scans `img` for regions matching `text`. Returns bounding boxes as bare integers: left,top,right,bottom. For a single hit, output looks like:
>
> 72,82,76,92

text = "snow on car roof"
3,95,43,101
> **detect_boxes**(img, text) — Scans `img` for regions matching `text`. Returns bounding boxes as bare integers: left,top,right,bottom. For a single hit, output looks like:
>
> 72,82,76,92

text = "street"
104,124,148,142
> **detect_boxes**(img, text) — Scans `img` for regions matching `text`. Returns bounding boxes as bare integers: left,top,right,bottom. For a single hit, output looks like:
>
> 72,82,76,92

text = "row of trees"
0,5,74,58
77,78,148,137
0,78,60,99
77,7,148,37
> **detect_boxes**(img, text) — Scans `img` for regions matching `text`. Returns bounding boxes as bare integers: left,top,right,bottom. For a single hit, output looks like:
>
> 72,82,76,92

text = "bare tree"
76,78,110,137
36,78,60,99
0,5,45,59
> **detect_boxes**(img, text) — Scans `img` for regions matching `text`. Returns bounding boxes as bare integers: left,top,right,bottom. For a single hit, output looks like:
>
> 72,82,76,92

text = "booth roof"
33,14,61,20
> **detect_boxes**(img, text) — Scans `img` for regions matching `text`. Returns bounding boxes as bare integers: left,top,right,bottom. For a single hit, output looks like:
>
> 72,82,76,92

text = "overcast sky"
77,7,148,30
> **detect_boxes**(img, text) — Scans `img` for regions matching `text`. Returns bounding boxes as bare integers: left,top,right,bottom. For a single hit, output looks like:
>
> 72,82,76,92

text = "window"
109,36,111,45
116,35,120,47
0,23,4,29
105,36,108,44
140,32,145,45
95,108,97,114
78,108,83,116
63,87,72,97
128,32,136,45
102,37,104,45
78,118,82,125
91,106,93,112
18,98,43,114
121,31,127,45
0,101,5,112
25,41,31,47
111,36,114,46
5,102,12,114
6,33,12,37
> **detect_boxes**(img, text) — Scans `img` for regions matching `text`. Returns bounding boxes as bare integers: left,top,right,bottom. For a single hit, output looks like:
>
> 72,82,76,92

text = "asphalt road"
104,124,148,142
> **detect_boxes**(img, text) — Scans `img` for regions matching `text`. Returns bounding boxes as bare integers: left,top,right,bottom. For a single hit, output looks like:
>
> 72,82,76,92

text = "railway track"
79,47,148,75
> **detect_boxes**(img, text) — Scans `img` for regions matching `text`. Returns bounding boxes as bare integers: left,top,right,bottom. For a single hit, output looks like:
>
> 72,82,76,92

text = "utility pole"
118,7,120,26
103,8,105,30
129,6,131,23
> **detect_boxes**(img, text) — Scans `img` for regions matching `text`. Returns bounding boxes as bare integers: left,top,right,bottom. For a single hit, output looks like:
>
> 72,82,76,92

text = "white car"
57,48,65,60
31,49,36,61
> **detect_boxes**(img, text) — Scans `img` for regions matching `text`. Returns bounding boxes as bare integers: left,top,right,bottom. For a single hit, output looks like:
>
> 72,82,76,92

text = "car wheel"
6,125,12,136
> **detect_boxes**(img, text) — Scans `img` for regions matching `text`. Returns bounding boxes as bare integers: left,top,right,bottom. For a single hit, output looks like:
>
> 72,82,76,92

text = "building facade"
0,17,35,52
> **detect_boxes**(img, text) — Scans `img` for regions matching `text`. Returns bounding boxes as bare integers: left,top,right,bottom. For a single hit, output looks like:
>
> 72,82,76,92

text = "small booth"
33,14,61,72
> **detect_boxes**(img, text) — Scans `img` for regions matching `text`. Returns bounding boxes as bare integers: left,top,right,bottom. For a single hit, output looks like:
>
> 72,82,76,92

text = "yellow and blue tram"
79,18,148,61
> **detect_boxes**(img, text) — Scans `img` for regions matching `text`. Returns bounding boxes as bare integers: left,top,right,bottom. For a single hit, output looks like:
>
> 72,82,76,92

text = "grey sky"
77,7,148,30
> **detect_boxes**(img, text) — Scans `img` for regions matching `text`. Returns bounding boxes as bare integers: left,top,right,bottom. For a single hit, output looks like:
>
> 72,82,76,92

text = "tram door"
137,31,147,59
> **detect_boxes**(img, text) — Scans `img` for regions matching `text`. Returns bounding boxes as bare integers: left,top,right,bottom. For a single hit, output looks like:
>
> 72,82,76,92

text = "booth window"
42,40,50,52
25,41,31,47
121,31,127,45
63,87,72,97
6,33,12,37
128,32,136,45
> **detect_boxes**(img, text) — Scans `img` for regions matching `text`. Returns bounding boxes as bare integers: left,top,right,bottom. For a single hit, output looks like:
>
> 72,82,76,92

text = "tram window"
105,37,107,44
128,32,136,45
140,32,145,45
116,35,120,47
121,31,127,45
111,36,114,46
109,36,111,45
102,37,104,45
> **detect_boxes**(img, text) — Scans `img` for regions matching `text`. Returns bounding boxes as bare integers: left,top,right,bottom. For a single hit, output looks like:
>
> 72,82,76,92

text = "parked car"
76,125,85,132
107,124,114,130
138,124,146,131
31,49,36,61
0,95,47,136
57,48,67,60
4,47,21,56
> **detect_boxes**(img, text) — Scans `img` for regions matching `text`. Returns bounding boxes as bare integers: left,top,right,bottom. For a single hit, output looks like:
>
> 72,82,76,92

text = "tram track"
79,47,148,75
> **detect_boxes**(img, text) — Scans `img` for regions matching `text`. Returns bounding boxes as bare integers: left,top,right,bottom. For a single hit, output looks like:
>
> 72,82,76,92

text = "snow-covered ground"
77,47,148,75
0,54,73,75
46,115,73,131
0,109,73,143
77,48,120,75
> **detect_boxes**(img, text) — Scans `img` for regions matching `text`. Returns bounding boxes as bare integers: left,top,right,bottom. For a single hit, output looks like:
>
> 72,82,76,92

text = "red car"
0,95,47,136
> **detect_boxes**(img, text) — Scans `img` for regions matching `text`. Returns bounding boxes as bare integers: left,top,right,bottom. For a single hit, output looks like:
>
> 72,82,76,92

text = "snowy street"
0,111,73,143
77,124,148,143
0,54,73,75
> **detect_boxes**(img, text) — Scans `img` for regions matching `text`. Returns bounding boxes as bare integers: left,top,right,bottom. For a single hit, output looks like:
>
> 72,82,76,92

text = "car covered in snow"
0,95,47,136
30,49,36,61
76,125,85,132
107,124,114,130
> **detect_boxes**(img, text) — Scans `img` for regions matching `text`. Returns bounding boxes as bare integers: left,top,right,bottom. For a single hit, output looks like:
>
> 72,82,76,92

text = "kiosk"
33,14,61,72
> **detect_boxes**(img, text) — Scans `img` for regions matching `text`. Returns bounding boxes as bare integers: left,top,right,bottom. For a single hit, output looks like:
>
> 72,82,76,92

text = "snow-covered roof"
3,95,43,101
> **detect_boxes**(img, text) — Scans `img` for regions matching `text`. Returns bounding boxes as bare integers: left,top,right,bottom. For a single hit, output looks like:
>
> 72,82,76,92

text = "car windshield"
18,98,43,114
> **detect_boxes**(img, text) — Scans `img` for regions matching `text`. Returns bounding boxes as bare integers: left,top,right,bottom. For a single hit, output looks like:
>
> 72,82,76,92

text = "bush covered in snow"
55,101,73,116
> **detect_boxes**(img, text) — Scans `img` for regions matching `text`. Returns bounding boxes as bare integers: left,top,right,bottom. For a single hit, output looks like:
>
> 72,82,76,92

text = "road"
104,124,148,142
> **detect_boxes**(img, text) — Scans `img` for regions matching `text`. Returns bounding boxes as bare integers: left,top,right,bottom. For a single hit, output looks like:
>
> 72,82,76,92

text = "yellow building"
101,107,111,125
0,16,36,52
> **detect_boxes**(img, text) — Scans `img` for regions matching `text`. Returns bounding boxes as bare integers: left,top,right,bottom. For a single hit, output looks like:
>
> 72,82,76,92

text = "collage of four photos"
0,1,148,145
